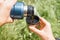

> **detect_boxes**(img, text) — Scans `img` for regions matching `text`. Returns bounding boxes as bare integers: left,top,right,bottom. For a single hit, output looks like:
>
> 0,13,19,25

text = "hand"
29,17,55,40
0,0,17,26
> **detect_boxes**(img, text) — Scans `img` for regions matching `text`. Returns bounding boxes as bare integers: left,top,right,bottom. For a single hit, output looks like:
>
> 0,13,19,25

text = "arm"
29,17,56,40
0,0,17,26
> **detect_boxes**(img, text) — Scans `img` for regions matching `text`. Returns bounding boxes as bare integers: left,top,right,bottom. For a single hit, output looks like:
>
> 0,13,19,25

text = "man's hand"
29,17,55,40
0,0,17,26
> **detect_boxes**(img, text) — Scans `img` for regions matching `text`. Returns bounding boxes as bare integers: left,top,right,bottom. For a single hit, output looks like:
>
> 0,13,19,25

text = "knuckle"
4,3,12,10
4,5,12,11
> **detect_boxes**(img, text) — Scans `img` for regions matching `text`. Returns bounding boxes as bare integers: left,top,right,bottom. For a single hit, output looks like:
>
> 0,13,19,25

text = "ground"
0,0,60,40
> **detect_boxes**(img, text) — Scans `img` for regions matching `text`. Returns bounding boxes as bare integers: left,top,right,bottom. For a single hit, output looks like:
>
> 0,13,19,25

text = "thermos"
10,2,39,25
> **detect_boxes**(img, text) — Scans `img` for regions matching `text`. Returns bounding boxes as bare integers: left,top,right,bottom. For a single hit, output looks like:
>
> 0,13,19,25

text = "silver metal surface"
24,6,28,17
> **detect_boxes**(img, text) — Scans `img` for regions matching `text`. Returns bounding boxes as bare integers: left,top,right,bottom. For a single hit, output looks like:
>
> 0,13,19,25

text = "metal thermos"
10,2,39,25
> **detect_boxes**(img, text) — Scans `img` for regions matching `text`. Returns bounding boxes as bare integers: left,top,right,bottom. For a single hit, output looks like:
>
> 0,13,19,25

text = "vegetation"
0,0,60,40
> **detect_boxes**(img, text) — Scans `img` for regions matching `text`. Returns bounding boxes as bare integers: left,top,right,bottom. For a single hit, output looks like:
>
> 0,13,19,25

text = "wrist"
42,36,56,40
47,37,55,40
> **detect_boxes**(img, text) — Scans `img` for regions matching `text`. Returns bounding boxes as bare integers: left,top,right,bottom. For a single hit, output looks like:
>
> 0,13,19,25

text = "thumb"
29,25,49,39
29,26,47,39
29,25,43,36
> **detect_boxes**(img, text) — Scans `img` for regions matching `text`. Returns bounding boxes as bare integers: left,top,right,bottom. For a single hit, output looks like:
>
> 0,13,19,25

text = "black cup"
26,15,39,25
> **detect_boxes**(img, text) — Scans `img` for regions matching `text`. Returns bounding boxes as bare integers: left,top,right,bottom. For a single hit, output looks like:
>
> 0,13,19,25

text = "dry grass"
0,0,60,40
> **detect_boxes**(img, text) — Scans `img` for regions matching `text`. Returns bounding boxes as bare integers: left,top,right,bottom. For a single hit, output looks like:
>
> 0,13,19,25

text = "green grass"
0,0,60,40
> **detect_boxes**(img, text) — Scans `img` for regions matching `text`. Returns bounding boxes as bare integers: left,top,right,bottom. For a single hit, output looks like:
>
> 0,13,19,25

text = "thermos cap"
24,5,34,17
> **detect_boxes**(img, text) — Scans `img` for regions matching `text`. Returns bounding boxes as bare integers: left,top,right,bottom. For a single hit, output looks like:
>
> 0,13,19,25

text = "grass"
0,0,60,40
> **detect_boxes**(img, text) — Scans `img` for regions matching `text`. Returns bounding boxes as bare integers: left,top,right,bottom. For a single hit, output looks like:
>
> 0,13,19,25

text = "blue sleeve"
56,38,60,40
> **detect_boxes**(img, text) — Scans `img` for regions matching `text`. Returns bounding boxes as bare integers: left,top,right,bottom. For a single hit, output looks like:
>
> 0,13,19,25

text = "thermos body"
10,2,24,19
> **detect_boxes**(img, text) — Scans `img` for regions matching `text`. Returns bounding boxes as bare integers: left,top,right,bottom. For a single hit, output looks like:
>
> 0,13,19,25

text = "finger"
4,0,17,10
40,17,49,24
40,19,45,29
29,25,37,28
6,17,13,23
29,26,48,39
0,0,5,7
0,0,4,3
29,25,43,36
5,0,17,5
29,23,39,28
5,0,17,6
39,17,48,30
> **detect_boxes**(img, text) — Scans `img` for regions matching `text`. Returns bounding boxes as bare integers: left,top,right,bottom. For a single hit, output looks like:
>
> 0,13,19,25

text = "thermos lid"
27,5,34,17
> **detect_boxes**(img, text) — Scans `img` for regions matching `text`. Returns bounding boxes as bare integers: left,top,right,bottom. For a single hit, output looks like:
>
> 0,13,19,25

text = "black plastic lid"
27,5,34,17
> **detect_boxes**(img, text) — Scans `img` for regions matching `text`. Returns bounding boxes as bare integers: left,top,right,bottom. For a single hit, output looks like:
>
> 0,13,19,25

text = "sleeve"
56,38,60,40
